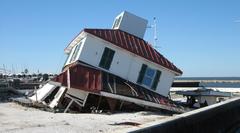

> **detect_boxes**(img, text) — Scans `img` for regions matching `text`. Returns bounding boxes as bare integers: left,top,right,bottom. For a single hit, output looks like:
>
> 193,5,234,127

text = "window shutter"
99,48,109,68
137,64,147,84
105,50,115,69
151,70,161,90
99,47,115,70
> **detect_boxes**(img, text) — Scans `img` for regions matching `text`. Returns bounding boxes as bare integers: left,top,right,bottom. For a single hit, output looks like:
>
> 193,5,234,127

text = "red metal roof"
84,29,182,74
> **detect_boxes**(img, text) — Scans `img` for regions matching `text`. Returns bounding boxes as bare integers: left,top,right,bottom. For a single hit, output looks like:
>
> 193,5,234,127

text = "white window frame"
65,41,83,65
70,44,79,63
113,16,122,29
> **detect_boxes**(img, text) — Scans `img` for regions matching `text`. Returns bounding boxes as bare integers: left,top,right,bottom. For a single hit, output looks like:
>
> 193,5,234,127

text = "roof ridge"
84,28,147,42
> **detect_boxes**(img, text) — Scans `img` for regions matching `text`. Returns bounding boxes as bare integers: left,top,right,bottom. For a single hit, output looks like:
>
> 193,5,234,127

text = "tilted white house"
64,11,182,97
29,11,184,113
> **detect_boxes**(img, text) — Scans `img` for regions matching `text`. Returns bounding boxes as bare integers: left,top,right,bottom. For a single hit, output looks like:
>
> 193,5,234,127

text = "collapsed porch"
29,62,185,113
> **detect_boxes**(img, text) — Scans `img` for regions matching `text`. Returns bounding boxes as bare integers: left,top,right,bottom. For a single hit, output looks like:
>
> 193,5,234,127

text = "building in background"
171,77,240,108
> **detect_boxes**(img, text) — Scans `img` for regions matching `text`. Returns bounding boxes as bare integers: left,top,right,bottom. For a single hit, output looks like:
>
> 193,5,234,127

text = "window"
142,67,156,87
99,47,115,70
137,64,162,90
63,49,74,66
70,42,82,63
113,16,122,29
63,54,70,65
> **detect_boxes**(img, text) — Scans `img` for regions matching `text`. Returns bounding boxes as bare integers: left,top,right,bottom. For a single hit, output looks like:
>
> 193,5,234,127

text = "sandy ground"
0,102,169,133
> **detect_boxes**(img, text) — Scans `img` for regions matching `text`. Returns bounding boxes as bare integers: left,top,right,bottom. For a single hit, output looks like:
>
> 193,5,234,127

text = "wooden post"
97,96,102,110
64,99,73,113
106,98,117,113
35,86,38,102
67,69,70,89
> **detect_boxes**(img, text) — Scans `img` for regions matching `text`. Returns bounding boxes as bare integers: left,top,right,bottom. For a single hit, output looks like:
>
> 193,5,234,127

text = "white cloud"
234,20,240,23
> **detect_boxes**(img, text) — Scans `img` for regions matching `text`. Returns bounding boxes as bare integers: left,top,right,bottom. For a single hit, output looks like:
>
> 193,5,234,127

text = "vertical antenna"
153,17,158,49
147,17,158,49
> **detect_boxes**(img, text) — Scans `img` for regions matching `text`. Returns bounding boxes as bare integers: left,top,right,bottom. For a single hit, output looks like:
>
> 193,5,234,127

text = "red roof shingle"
84,28,183,75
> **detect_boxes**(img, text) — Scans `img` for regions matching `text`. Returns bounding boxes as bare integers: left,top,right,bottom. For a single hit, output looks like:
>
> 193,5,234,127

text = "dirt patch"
0,102,170,133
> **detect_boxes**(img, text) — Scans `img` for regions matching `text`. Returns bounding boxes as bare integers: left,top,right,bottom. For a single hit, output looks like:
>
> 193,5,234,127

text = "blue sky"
0,0,239,77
